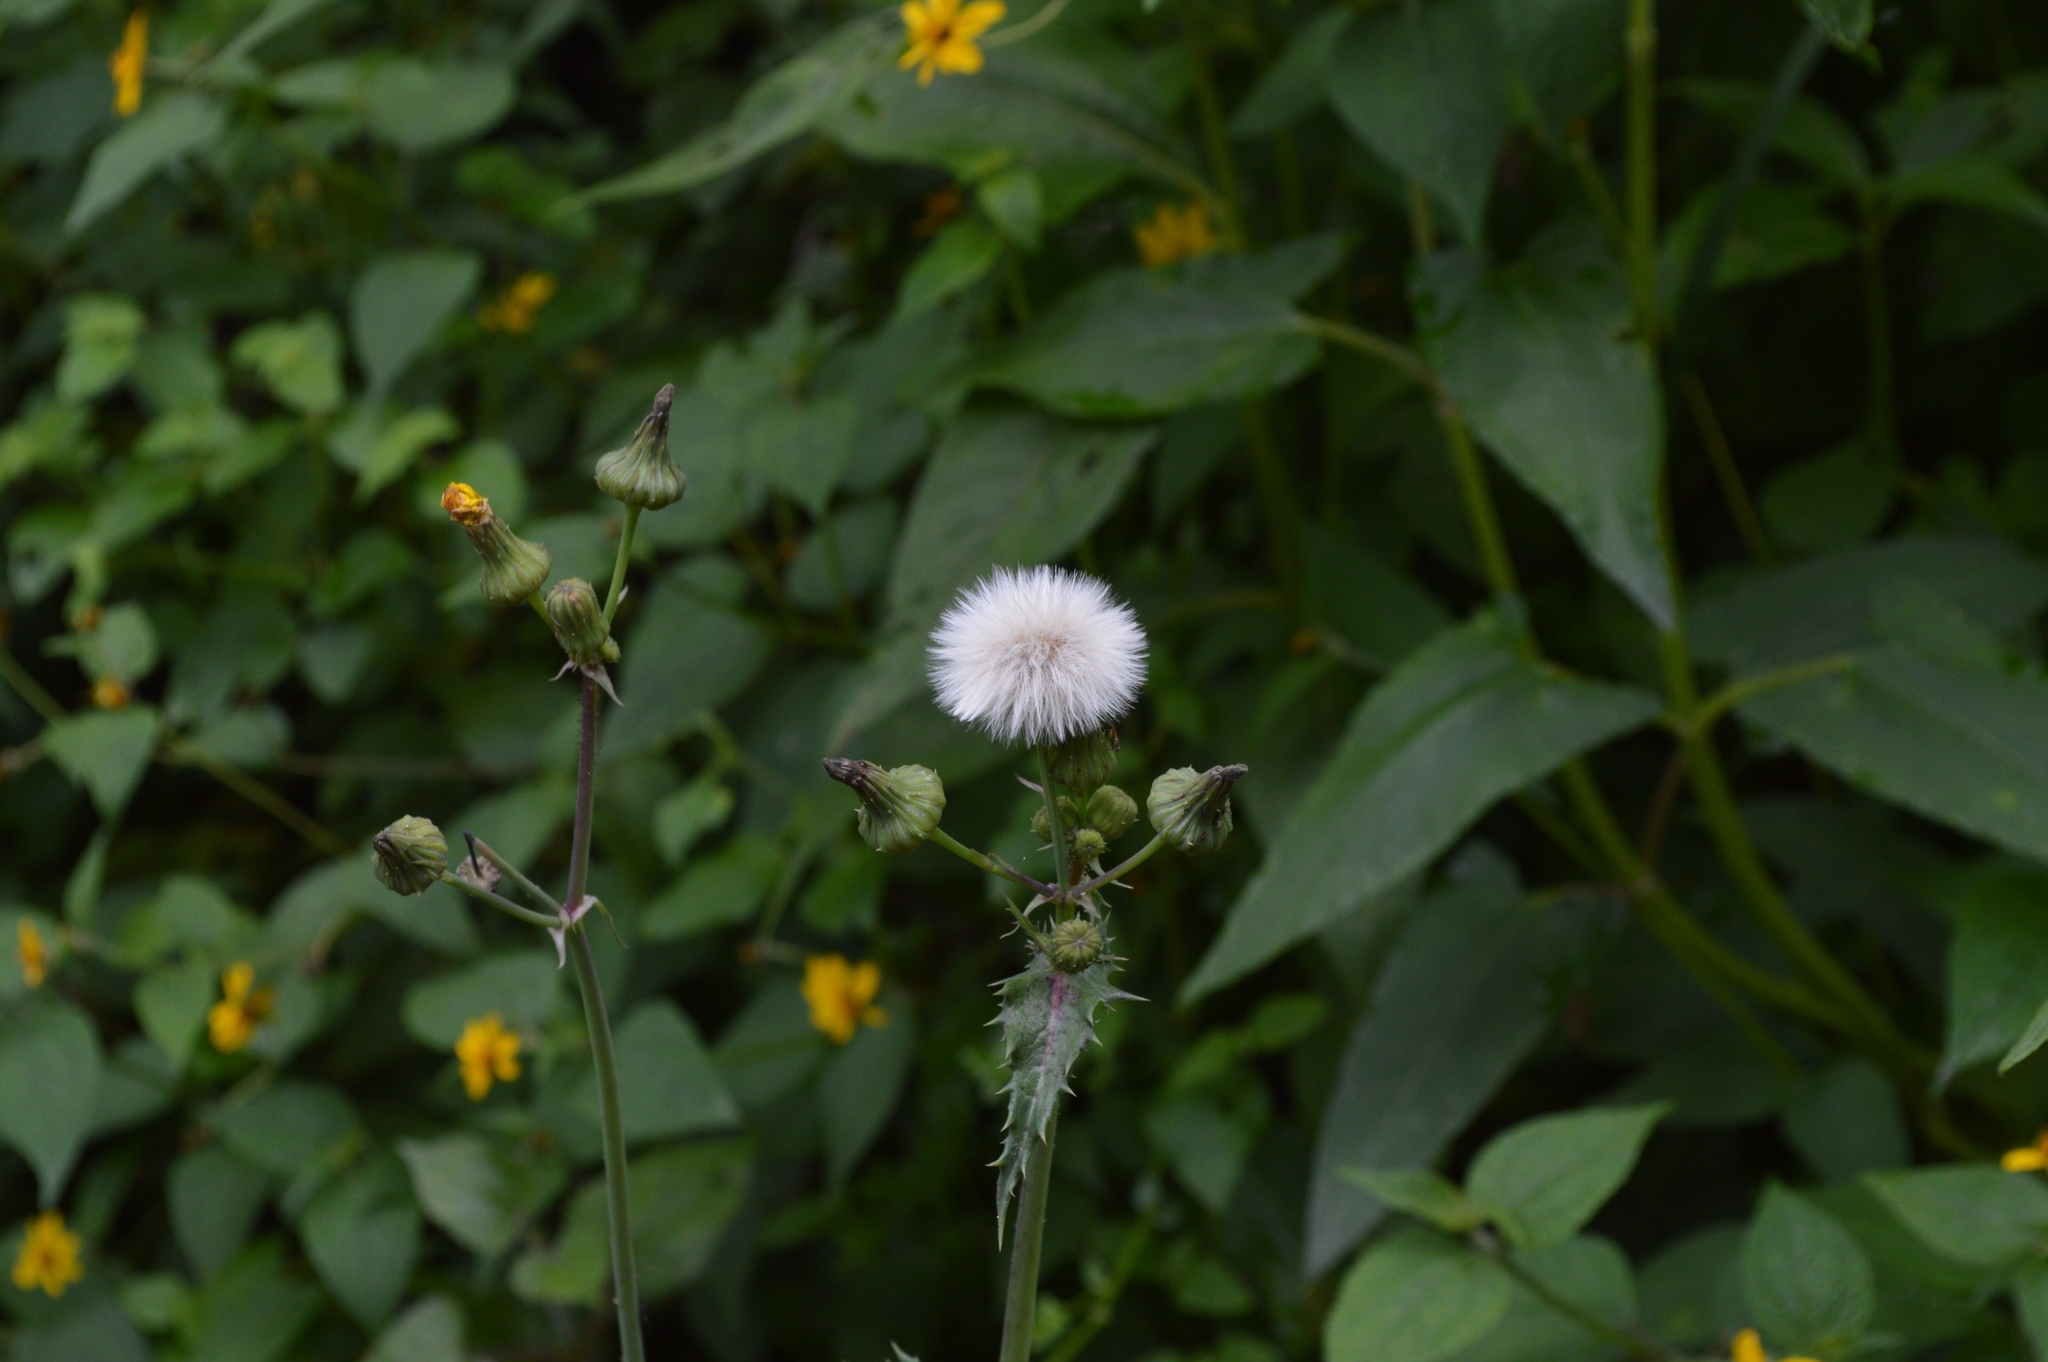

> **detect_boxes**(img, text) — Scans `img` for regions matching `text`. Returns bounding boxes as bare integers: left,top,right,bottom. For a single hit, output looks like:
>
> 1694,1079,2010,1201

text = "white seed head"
928,566,1147,748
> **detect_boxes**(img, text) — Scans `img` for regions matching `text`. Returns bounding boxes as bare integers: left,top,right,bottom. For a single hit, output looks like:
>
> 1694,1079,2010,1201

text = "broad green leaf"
1939,864,2048,1082
1741,1184,1876,1353
896,218,1003,321
363,59,514,153
1338,1168,1481,1232
4,1295,148,1362
363,1296,464,1362
41,706,159,817
1495,0,1626,137
1443,1237,1638,1362
212,0,338,66
169,1145,272,1279
1144,1087,1265,1214
1780,1058,1908,1182
577,998,740,1142
2015,1262,2048,1362
232,313,345,415
66,92,226,233
510,1138,752,1303
179,1241,321,1362
1229,8,1348,138
401,950,562,1049
1864,1165,2048,1270
396,1132,567,1259
211,1081,358,1179
978,268,1319,419
0,1000,102,1201
822,995,916,1182
1638,1225,1747,1348
56,294,144,401
1758,436,1896,553
2004,993,2048,1073
715,978,827,1107
1466,1104,1667,1249
640,835,783,940
977,165,1043,248
1325,1231,1511,1362
133,958,215,1073
90,1033,174,1136
1183,611,1655,1002
297,1151,419,1329
652,776,735,865
578,17,897,202
350,251,482,398
1660,182,1859,304
1675,79,1872,189
1304,850,1594,1274
1797,0,1874,57
1414,223,1674,629
1326,0,1508,246
1888,155,2048,232
604,556,774,756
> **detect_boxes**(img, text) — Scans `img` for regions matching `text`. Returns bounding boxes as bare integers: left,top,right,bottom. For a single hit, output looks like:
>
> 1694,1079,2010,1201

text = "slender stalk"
437,872,561,929
1042,1202,1155,1362
1687,655,1857,734
1566,121,1629,257
1623,0,1658,340
1070,833,1168,900
0,648,66,723
929,827,1056,899
1175,0,1244,246
568,678,599,909
1680,369,1774,564
159,735,349,856
1242,403,1305,610
1479,1237,1674,1361
1295,316,1435,389
997,1107,1058,1362
464,834,563,911
527,591,553,631
1037,749,1072,898
602,505,643,625
1441,409,1524,615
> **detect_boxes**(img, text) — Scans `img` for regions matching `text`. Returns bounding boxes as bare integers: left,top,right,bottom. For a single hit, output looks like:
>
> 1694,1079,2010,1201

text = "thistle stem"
997,1107,1058,1362
437,872,560,929
929,827,1057,899
464,833,563,912
1070,833,1167,900
603,504,642,625
1037,749,1071,900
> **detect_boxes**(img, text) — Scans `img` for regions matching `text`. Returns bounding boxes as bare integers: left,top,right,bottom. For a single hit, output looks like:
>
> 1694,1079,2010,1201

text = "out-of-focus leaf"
1496,0,1625,137
210,1081,358,1179
231,313,345,415
3,1294,148,1362
1780,1059,1909,1182
821,994,915,1182
1230,8,1348,138
1797,0,1873,58
1888,155,2048,231
577,998,741,1142
350,251,482,398
1758,437,1896,553
605,556,774,756
363,60,514,153
1183,611,1654,1001
1337,1168,1480,1232
1866,1165,2048,1270
715,978,826,1107
363,1295,465,1362
297,1151,420,1329
396,1133,567,1259
133,957,214,1073
41,706,159,817
1675,79,1872,188
641,834,783,940
1324,1231,1511,1362
402,950,562,1049
179,1241,321,1362
1741,1184,1875,1353
896,218,1003,321
1465,1105,1667,1249
1937,864,2048,1083
66,92,226,233
56,294,144,401
169,1145,272,1279
0,1000,102,1201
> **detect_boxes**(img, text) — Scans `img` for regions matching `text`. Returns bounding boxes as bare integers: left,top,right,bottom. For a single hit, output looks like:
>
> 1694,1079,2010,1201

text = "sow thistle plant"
826,564,1247,1362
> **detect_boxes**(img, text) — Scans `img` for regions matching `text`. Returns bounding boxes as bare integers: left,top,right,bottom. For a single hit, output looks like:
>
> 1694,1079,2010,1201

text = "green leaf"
169,1145,272,1279
1229,8,1348,138
348,406,461,501
3,1295,148,1362
640,835,784,940
978,268,1318,419
1453,1235,1640,1362
1675,79,1872,189
1414,223,1674,629
977,166,1043,249
1888,155,2048,231
179,1241,321,1362
2014,1262,2048,1362
212,0,338,66
133,957,215,1073
993,954,1137,1244
210,1081,358,1179
1779,1058,1908,1182
604,556,774,756
1939,864,2048,1082
41,706,159,817
396,1132,567,1259
578,999,740,1142
1495,0,1626,138
510,1138,753,1303
401,950,562,1050
0,1000,102,1201
2003,993,2048,1073
1740,1184,1876,1354
1337,1168,1481,1232
1326,0,1508,246
1304,850,1591,1274
56,294,145,401
822,999,916,1183
1465,1104,1667,1249
1796,0,1874,58
1183,611,1656,1002
231,313,345,415
296,1151,419,1329
1758,436,1896,553
896,218,1004,321
362,59,514,153
652,776,735,865
715,978,827,1107
363,1296,465,1362
66,92,227,233
1864,1165,2048,1270
1324,1231,1511,1362
349,251,482,398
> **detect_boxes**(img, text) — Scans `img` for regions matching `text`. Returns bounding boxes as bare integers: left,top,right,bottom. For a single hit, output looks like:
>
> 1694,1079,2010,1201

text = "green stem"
1295,316,1435,389
0,647,66,723
997,1106,1058,1362
1175,0,1244,246
1441,407,1524,615
1070,833,1168,900
527,591,553,631
1687,654,1857,734
1480,1238,1673,1361
159,734,349,856
1679,369,1774,564
1038,749,1072,899
929,827,1056,899
1566,122,1629,257
1624,0,1658,339
463,835,563,911
1042,1203,1155,1362
603,505,643,626
437,872,561,929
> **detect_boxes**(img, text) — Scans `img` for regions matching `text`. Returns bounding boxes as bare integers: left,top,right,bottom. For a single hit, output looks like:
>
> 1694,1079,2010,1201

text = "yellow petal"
936,38,985,74
2003,1146,2048,1172
1731,1328,1767,1362
900,2,932,29
955,0,1006,37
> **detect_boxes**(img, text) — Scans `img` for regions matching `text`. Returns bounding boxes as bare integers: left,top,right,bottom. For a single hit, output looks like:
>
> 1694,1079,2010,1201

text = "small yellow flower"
455,1014,522,1100
16,921,47,989
801,954,888,1045
206,962,275,1054
898,0,1005,86
1731,1328,1818,1362
477,273,557,335
2004,1131,2048,1172
89,677,130,710
11,1211,83,1298
441,481,490,526
109,12,148,117
1134,201,1218,268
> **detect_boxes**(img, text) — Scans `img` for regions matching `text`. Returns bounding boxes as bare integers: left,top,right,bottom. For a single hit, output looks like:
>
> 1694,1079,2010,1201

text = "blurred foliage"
6,0,2048,1359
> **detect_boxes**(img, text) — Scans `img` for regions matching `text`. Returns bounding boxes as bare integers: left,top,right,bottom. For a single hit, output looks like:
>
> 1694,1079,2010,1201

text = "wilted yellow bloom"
206,962,274,1054
1731,1328,1817,1362
1135,201,1218,268
455,1014,522,1100
898,0,1004,86
801,953,887,1045
16,921,47,989
109,12,147,117
11,1211,83,1298
477,273,557,335
2003,1131,2048,1172
89,677,129,710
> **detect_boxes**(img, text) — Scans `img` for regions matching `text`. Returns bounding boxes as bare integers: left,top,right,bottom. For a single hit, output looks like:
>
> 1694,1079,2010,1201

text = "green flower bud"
1047,917,1106,973
1046,727,1119,789
1030,796,1080,844
546,578,620,668
442,483,552,606
1069,827,1107,864
1147,764,1246,855
594,384,685,510
823,758,947,853
1084,785,1138,840
372,815,447,896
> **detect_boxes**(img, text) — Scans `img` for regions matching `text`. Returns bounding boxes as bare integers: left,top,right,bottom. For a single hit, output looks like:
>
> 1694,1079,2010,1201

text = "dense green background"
6,0,2048,1358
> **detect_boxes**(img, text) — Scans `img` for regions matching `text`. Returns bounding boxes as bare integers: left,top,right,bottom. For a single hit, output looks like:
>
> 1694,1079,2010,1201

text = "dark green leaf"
178,1241,321,1362
0,1000,102,1201
1780,1059,1909,1181
1495,0,1626,137
1324,1231,1511,1362
362,60,514,153
396,1133,567,1259
297,1151,420,1329
1939,864,2048,1082
1864,1165,2048,1269
401,950,562,1050
66,92,226,233
350,251,482,399
1448,1235,1638,1362
41,706,159,817
1740,1184,1876,1353
896,218,1003,320
578,998,740,1142
1465,1104,1667,1249
605,556,774,756
169,1145,272,1280
362,1295,465,1362
1337,1168,1480,1232
821,996,916,1182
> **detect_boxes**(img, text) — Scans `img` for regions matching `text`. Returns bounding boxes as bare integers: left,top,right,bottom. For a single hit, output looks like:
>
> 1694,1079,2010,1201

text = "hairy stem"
603,504,643,625
998,1107,1058,1362
464,833,563,912
1038,749,1072,899
437,872,560,929
1070,833,1168,900
929,827,1056,899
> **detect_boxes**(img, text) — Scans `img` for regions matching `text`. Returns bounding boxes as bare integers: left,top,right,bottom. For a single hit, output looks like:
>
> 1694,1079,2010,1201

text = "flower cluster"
207,961,273,1054
802,954,887,1045
11,1211,82,1298
1135,201,1218,268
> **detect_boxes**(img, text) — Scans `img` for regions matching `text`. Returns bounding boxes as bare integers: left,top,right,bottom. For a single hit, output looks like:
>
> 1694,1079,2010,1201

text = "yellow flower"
801,954,888,1045
109,12,148,117
1135,201,1219,268
11,1211,83,1298
206,962,274,1054
455,1013,522,1100
89,677,130,709
1731,1328,1818,1362
16,921,47,989
898,0,1004,86
477,273,557,335
2004,1131,2048,1172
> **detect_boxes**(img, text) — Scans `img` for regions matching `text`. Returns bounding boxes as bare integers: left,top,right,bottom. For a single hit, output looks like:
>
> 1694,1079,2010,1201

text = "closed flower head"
928,566,1146,748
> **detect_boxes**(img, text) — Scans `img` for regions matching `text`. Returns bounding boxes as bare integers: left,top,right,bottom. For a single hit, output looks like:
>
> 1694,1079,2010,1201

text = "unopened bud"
1046,727,1119,789
443,483,551,605
1031,796,1080,844
594,384,686,510
373,816,447,895
546,578,620,668
1069,828,1107,875
823,758,946,853
1147,764,1246,855
1047,917,1106,972
1085,785,1137,840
